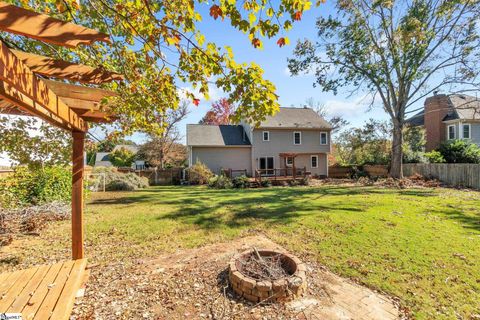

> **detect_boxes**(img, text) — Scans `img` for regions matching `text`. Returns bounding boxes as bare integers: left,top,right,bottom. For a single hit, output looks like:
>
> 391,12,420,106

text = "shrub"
0,166,72,208
232,175,250,188
260,179,271,187
208,175,233,189
91,167,149,191
438,140,480,163
425,150,446,163
187,162,213,185
109,147,136,167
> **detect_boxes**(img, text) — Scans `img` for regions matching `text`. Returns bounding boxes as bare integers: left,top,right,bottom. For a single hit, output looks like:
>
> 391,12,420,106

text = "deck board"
0,259,88,320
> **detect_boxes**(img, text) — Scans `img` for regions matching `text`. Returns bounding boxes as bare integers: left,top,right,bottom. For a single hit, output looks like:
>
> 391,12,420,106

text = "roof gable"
448,94,480,120
258,107,332,129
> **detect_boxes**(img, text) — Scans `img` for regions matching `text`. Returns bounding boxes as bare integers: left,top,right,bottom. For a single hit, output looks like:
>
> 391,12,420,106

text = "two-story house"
186,107,332,177
406,93,480,151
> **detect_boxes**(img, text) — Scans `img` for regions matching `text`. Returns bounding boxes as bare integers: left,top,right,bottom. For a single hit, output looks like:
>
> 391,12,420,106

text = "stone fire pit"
228,249,307,303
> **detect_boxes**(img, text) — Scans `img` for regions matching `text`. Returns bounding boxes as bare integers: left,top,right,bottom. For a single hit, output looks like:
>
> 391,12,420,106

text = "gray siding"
470,123,480,146
444,121,480,146
191,146,252,175
252,129,330,175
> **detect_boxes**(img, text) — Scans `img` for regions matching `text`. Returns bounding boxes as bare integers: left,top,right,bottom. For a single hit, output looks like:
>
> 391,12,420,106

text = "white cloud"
324,93,378,117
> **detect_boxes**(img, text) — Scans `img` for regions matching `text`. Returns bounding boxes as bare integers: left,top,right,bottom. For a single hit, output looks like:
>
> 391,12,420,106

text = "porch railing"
220,168,248,178
254,167,307,183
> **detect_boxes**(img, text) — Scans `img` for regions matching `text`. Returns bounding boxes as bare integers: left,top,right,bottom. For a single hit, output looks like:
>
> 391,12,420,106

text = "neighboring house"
94,144,145,169
187,107,332,177
406,94,480,151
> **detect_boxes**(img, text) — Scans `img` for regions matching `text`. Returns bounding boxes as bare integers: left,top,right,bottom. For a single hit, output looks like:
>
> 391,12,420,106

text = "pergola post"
72,131,85,260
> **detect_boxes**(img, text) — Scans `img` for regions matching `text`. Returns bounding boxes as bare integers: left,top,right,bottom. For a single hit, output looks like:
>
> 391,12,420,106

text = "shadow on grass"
88,185,440,231
428,207,480,232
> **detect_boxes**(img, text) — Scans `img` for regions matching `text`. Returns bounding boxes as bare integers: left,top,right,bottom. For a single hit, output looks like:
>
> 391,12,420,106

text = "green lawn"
3,185,480,319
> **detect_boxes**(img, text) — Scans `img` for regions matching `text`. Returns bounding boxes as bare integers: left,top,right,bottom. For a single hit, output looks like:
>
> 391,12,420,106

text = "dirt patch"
72,235,402,319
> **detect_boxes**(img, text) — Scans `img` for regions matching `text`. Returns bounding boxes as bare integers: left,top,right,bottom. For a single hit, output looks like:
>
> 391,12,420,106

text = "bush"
232,175,250,188
438,140,480,163
207,175,233,189
300,175,311,186
109,147,135,167
187,162,213,185
0,166,72,208
260,179,271,187
91,167,149,191
425,150,446,163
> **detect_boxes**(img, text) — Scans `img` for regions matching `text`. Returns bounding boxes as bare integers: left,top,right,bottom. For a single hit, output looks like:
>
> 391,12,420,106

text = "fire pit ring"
228,249,307,303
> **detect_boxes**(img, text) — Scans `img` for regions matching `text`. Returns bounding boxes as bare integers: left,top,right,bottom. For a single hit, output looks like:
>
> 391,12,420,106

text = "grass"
2,185,480,319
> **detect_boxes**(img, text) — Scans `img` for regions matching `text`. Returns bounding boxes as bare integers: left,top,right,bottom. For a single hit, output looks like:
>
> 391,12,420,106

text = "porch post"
293,156,296,180
72,131,85,260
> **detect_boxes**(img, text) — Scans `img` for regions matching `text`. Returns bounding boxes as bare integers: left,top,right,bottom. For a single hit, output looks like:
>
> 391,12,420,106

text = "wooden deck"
0,259,88,320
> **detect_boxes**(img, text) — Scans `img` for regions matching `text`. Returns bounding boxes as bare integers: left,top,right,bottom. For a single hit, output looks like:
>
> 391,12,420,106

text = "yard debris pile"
238,248,289,281
0,201,70,246
310,174,442,189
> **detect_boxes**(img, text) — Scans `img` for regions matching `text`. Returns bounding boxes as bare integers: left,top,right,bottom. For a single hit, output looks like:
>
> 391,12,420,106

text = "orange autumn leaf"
193,98,200,106
252,38,261,48
277,37,286,47
210,5,223,20
293,11,302,21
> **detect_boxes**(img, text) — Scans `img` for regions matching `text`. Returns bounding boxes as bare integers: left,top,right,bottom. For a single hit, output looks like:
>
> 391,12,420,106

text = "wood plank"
0,266,38,311
7,265,51,313
33,261,75,320
0,270,14,285
49,259,87,320
0,269,26,300
21,262,64,320
72,131,85,260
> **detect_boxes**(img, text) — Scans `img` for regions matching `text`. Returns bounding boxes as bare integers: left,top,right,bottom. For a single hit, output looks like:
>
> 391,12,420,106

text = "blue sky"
119,1,391,145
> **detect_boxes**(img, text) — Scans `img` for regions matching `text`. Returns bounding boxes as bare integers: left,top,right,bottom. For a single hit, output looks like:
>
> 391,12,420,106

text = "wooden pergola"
0,3,122,318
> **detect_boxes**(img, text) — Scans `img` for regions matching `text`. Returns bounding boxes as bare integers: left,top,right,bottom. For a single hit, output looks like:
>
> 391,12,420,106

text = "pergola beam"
0,40,87,131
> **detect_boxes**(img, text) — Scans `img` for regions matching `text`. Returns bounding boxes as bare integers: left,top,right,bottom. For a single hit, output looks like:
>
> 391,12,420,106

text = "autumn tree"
288,0,480,178
138,101,189,169
1,0,318,138
0,116,71,169
199,98,234,125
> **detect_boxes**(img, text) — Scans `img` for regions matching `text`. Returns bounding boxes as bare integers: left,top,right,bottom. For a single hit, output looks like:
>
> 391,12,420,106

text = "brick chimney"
424,94,451,151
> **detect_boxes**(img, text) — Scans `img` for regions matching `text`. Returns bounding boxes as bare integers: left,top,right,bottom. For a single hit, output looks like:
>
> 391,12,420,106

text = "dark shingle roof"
405,110,425,126
187,125,251,146
259,107,332,129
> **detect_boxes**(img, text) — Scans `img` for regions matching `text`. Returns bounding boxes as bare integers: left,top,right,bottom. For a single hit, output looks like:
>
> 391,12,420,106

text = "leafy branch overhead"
3,0,320,135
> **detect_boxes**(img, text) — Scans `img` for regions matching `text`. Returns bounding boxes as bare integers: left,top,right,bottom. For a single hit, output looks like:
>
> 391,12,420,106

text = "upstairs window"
463,124,471,139
294,131,301,145
320,132,328,145
263,131,270,141
448,125,456,140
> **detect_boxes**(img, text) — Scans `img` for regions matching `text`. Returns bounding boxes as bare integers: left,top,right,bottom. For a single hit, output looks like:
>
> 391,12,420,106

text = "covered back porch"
253,153,310,184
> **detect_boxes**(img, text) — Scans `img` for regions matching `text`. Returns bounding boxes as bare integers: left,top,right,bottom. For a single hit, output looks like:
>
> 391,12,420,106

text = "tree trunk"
390,121,404,179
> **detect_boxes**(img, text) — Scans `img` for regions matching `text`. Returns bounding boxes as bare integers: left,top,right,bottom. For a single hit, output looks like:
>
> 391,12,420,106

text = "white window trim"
286,157,293,167
320,132,328,145
447,124,456,140
462,123,471,139
311,155,318,168
293,131,302,145
262,131,270,141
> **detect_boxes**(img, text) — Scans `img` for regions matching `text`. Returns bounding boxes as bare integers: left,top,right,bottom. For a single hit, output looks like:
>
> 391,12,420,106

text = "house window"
320,132,328,145
462,124,471,139
447,125,456,140
286,157,293,167
263,131,270,141
311,155,318,168
294,131,301,145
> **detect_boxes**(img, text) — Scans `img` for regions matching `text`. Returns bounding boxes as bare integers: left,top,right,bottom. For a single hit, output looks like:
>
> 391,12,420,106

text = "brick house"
406,94,480,151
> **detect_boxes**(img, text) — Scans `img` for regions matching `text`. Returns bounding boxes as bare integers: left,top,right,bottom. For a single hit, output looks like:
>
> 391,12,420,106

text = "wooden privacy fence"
328,166,354,178
403,163,480,190
328,165,389,178
363,165,389,178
